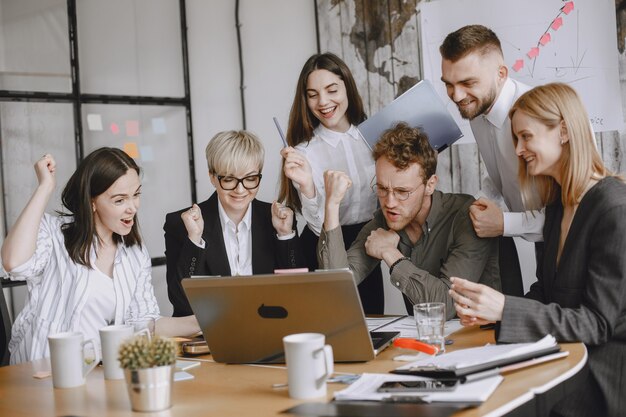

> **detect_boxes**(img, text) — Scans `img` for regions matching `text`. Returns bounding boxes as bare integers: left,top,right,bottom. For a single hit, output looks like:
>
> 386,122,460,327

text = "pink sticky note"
527,47,540,59
110,123,120,135
123,142,139,159
551,17,563,31
126,120,140,137
539,33,551,46
512,59,524,72
562,1,574,14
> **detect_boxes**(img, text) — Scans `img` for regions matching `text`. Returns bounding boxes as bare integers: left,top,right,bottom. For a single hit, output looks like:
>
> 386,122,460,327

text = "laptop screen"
182,270,396,363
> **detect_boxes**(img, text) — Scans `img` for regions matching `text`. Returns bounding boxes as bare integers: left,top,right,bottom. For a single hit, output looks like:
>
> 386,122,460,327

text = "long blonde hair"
509,83,610,209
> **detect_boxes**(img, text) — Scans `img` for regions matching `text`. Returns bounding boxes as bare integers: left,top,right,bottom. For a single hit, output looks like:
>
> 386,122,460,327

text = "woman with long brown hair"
279,52,383,314
2,148,199,364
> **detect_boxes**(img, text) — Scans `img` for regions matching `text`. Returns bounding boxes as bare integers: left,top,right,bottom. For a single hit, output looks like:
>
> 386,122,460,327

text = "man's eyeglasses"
371,183,422,201
217,174,262,190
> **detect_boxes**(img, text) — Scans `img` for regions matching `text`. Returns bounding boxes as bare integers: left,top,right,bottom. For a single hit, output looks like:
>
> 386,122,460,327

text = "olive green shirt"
318,191,500,319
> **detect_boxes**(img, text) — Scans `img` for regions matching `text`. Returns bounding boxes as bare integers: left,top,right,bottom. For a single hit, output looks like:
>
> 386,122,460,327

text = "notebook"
181,270,399,364
357,79,463,153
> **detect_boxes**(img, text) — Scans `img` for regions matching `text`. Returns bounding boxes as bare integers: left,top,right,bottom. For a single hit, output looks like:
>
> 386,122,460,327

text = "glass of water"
413,302,446,353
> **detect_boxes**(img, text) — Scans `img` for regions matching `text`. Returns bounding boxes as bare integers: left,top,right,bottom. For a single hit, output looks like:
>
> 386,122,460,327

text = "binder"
392,335,561,380
357,79,463,153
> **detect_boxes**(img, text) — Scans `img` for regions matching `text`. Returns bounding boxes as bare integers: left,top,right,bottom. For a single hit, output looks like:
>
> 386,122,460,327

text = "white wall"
186,0,318,203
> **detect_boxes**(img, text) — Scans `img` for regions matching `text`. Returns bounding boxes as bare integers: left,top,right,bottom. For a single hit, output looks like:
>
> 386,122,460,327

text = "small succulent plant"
118,336,176,370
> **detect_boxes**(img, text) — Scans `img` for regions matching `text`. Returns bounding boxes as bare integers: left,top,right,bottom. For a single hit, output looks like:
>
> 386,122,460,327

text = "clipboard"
392,344,561,380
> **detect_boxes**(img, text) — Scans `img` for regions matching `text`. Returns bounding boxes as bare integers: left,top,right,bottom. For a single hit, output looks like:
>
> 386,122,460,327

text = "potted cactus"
118,335,177,412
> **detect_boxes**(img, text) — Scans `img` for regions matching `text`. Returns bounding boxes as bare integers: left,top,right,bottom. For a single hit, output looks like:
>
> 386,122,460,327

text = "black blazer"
497,177,626,416
164,193,305,317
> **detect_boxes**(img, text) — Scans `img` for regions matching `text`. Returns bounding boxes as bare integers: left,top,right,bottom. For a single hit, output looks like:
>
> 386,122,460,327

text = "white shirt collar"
484,77,516,129
217,198,252,232
314,123,361,147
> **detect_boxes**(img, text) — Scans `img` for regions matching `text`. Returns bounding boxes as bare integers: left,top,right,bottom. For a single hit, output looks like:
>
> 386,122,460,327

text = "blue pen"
273,117,288,147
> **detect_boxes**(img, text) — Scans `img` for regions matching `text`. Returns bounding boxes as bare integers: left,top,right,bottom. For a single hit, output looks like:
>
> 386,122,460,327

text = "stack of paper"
334,373,502,403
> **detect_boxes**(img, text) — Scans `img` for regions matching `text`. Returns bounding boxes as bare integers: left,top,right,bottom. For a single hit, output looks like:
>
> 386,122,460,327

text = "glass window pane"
82,104,191,258
0,0,71,92
1,102,76,228
77,0,184,97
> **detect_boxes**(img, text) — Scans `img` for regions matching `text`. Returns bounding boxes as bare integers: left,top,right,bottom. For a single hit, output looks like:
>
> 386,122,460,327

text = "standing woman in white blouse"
279,52,383,314
1,148,199,364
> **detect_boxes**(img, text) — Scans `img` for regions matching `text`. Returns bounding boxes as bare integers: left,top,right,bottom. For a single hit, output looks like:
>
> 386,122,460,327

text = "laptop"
357,79,463,153
181,270,399,364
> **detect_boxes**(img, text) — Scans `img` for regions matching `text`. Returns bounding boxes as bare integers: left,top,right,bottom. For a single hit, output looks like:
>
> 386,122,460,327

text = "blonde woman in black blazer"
449,83,626,417
164,131,305,317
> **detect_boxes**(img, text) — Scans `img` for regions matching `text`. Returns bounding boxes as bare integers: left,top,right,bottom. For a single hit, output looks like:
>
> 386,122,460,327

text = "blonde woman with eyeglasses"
164,130,305,317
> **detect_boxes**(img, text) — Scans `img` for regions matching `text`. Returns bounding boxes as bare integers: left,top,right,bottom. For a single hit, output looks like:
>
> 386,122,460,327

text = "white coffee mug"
48,332,100,388
126,317,155,341
99,324,135,380
283,333,334,399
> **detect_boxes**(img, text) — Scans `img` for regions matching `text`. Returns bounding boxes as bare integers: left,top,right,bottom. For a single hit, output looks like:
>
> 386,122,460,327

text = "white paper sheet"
373,317,463,339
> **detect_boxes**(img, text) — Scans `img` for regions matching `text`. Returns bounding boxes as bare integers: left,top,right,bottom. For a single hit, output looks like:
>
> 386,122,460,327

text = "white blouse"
217,199,253,276
4,213,160,364
80,267,116,356
296,124,377,235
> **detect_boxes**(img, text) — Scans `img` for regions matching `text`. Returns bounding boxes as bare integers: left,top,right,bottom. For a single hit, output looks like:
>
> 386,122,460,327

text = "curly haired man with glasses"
318,123,500,317
164,130,305,317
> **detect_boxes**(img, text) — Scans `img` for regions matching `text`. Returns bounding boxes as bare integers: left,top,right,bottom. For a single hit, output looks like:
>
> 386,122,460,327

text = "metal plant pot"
123,364,174,412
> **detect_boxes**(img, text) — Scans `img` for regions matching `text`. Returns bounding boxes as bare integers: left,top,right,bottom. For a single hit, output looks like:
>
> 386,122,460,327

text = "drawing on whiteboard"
511,1,577,77
419,0,623,138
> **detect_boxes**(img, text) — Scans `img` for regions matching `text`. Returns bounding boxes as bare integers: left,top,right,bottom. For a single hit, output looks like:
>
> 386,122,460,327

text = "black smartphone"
377,379,458,393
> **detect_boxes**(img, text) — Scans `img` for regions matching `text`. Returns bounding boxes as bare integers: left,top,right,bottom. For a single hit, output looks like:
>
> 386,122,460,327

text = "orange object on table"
393,338,439,355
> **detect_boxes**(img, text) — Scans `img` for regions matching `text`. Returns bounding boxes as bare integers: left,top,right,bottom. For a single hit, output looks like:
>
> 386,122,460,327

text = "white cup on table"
126,317,155,340
99,324,135,380
282,333,334,399
48,332,99,388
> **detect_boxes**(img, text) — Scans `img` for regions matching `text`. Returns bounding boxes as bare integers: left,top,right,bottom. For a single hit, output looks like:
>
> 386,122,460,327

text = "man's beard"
457,87,497,120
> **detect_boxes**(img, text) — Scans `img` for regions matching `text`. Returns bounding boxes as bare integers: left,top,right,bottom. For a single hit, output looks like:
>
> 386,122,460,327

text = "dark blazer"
164,193,305,317
496,177,626,417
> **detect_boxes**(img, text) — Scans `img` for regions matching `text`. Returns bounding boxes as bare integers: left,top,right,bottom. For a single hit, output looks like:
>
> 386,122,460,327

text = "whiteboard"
420,0,623,143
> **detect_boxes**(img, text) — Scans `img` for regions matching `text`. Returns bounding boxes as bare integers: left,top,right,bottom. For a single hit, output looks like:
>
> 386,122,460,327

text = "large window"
0,0,195,261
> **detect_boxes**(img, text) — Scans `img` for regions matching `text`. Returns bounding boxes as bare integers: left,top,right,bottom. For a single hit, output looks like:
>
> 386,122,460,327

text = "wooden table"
0,326,586,417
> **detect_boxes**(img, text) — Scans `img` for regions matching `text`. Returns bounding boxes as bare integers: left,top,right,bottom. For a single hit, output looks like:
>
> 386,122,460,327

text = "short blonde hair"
205,130,264,175
509,83,610,209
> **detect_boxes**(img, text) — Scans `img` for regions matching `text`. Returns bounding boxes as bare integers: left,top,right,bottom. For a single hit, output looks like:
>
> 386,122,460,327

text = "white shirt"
80,267,116,356
469,77,544,242
296,124,377,235
4,213,161,364
217,199,253,276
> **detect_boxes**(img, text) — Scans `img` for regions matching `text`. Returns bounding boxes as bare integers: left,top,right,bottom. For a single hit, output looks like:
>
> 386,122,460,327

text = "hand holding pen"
273,117,288,147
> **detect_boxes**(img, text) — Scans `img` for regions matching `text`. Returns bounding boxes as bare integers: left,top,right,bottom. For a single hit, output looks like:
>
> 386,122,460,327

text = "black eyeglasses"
216,174,262,190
